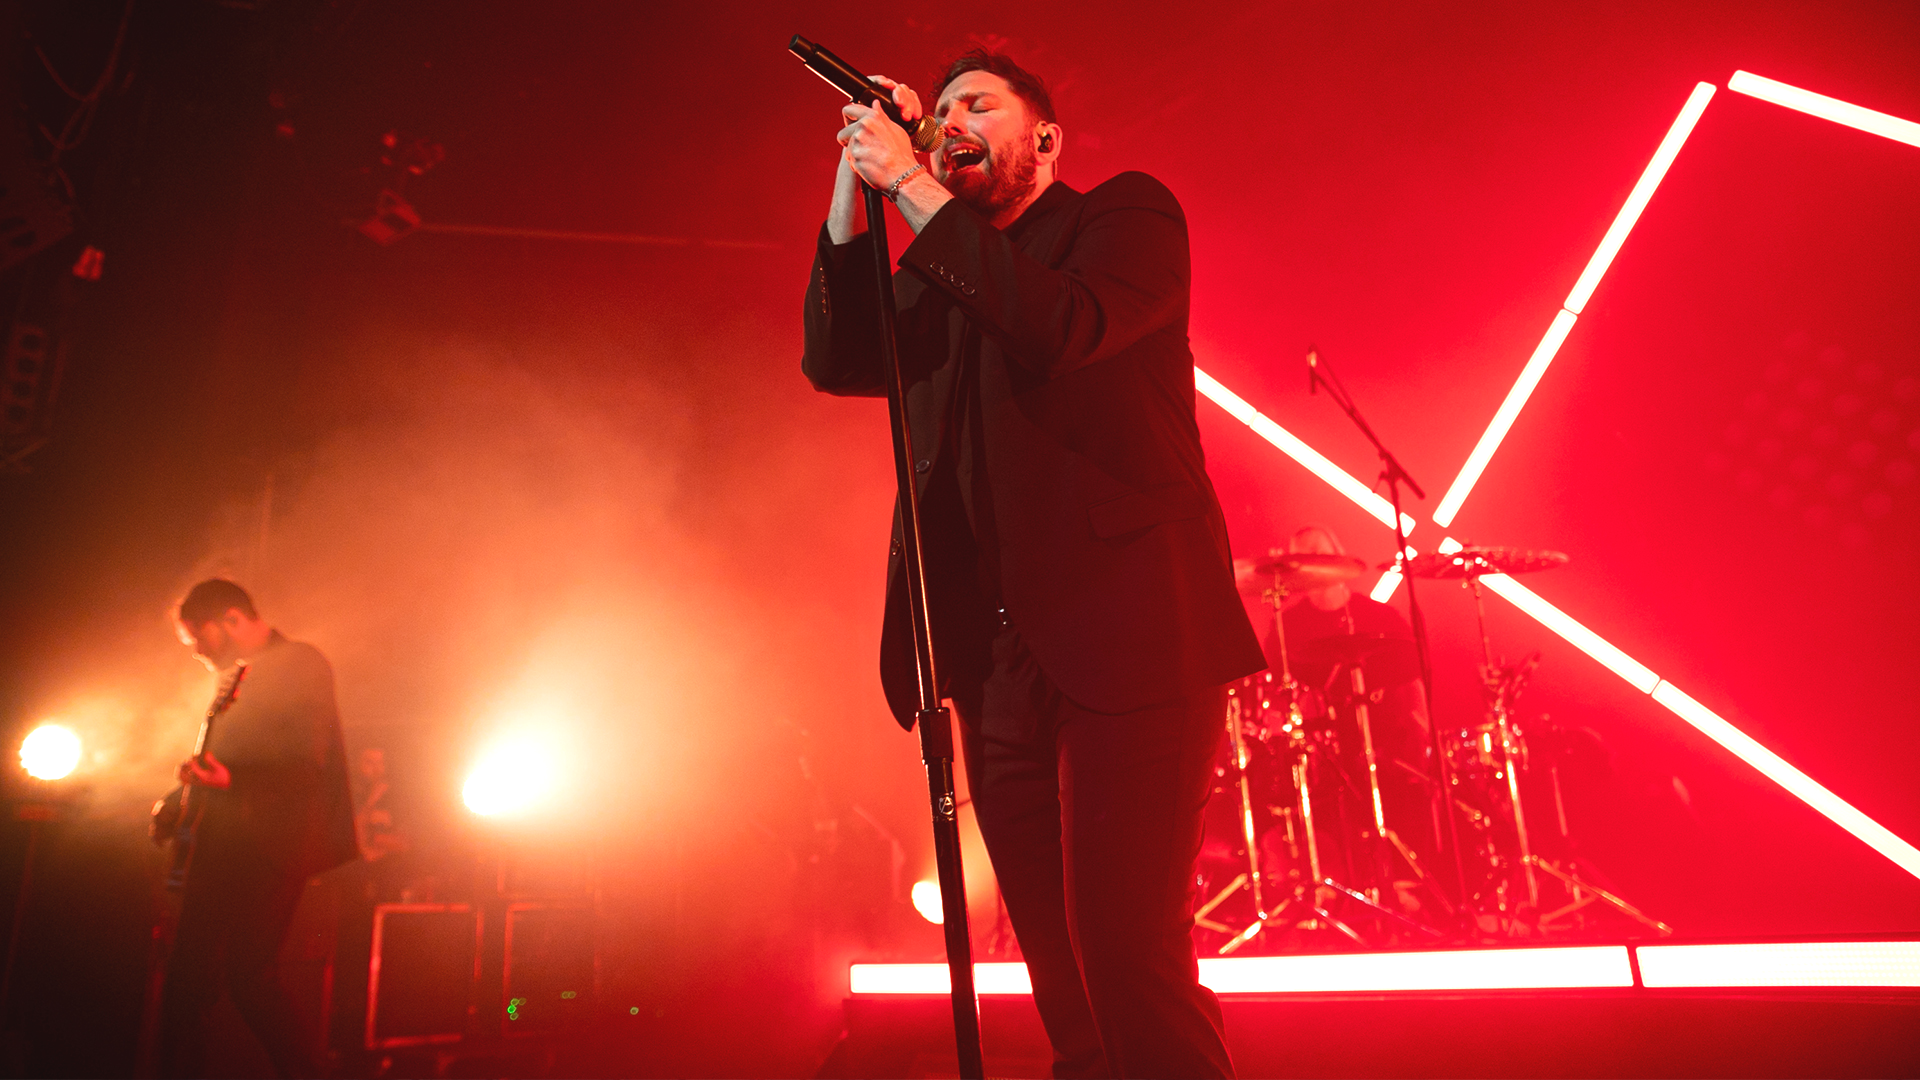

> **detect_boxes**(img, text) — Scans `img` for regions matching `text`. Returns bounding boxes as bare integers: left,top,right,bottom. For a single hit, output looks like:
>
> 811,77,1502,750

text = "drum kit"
1194,544,1671,953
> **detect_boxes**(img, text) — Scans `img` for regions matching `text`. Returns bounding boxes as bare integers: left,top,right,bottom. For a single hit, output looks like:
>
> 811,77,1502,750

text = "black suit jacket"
803,172,1265,727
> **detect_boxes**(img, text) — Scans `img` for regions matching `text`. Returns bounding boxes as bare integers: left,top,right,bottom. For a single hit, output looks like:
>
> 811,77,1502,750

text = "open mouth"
944,144,986,172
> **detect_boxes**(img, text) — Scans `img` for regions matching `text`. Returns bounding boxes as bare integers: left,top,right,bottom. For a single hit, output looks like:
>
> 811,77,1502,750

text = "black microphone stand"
1307,349,1469,919
790,37,985,1079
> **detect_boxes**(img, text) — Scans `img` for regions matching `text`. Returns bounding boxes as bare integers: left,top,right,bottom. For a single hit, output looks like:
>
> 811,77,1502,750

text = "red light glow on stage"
1200,64,1920,883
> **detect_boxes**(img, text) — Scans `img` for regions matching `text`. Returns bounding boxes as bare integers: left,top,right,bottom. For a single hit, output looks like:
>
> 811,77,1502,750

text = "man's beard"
945,137,1038,219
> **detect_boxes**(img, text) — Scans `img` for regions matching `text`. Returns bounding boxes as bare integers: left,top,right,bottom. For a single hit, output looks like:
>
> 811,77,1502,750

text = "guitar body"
156,664,248,893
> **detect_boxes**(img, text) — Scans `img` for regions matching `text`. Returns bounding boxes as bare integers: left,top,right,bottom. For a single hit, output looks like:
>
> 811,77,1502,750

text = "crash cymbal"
1400,546,1570,580
1246,551,1369,591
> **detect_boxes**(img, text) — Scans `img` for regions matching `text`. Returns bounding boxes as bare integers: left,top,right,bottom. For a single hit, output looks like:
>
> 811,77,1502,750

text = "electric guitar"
149,662,248,892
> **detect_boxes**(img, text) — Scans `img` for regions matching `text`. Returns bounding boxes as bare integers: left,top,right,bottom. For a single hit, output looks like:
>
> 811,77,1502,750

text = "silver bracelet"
884,163,925,201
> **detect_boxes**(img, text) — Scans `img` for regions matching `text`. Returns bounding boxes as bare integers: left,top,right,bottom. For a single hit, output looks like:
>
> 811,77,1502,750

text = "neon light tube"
1475,573,1659,692
1368,568,1403,603
1431,310,1577,528
852,947,1632,996
849,962,1033,995
1198,946,1632,993
1195,368,1417,536
1637,941,1920,988
1729,70,1920,149
1563,83,1717,315
1650,682,1920,878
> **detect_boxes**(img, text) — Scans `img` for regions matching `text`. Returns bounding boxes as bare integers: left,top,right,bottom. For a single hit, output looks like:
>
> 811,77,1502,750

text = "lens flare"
20,724,82,781
462,736,559,817
911,879,945,925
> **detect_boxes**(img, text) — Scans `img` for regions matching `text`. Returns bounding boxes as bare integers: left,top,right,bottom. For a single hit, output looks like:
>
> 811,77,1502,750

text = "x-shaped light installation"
1194,71,1920,879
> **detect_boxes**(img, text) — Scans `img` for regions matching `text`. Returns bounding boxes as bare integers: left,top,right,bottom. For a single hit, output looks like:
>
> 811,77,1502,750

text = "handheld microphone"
790,35,945,153
1307,346,1319,396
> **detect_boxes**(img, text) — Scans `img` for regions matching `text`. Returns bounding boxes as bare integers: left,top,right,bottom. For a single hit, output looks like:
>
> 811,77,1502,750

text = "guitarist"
155,579,357,1078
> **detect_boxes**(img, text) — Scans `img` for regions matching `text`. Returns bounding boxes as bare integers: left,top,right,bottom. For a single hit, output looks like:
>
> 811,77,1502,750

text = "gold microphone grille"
907,117,946,154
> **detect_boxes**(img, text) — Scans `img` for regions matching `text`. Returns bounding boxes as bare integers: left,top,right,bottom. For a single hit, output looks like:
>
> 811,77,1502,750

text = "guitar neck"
191,662,248,763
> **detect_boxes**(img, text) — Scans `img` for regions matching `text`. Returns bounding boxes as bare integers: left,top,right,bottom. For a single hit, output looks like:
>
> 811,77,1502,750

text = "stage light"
461,736,558,818
19,725,81,781
1432,310,1578,528
911,879,944,925
849,962,1032,995
1635,940,1920,988
1562,83,1717,316
1433,83,1715,529
1649,681,1920,877
1475,573,1659,693
1728,71,1920,149
1194,368,1417,536
849,947,1632,995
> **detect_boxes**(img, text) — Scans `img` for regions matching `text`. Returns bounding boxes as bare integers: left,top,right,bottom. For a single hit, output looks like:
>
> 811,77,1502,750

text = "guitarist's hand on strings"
178,752,231,790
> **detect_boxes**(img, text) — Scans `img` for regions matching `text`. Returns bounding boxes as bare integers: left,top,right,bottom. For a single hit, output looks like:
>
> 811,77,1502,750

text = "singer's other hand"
838,79,921,193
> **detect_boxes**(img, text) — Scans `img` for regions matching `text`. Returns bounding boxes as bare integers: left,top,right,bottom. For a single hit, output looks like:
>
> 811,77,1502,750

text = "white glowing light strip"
1467,570,1920,877
1195,368,1416,536
1431,309,1578,528
1433,84,1717,529
1199,946,1632,993
1650,682,1920,878
851,947,1631,996
849,962,1032,995
1475,573,1660,693
1637,941,1920,988
1729,70,1920,149
1366,545,1423,603
1563,83,1717,315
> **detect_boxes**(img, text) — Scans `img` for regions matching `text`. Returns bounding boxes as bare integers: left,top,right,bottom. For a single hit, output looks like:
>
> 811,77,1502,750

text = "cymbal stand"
1529,717,1673,935
1468,576,1540,909
1344,663,1446,921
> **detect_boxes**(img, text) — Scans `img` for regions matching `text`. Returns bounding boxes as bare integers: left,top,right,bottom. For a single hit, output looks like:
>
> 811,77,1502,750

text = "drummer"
1267,525,1436,864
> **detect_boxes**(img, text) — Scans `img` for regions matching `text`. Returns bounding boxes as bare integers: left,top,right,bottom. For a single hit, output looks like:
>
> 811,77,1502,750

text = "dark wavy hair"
931,49,1056,124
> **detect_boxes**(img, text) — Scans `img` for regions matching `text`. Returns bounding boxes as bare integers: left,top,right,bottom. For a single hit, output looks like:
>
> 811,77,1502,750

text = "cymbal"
1240,551,1369,591
1400,546,1570,580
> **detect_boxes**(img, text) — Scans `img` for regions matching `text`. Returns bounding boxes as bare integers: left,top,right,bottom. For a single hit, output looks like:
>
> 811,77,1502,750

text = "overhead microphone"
1307,346,1319,396
789,35,946,153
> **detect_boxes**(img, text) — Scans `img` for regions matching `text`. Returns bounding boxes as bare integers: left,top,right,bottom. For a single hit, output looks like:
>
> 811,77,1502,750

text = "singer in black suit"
802,51,1265,1079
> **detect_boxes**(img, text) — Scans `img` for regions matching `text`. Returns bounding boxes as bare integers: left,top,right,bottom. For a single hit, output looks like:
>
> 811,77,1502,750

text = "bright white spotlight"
911,879,945,925
461,736,558,817
20,725,81,781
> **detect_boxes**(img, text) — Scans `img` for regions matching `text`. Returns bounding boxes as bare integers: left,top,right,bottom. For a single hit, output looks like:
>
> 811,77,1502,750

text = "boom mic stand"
1306,348,1469,920
789,35,985,1080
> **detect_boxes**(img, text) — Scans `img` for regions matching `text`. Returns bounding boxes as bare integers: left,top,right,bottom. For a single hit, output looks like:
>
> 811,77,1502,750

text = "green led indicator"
629,1006,639,1015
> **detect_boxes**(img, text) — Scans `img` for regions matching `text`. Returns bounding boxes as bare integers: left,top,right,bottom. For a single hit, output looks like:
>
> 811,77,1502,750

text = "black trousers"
158,850,317,1079
954,622,1234,1079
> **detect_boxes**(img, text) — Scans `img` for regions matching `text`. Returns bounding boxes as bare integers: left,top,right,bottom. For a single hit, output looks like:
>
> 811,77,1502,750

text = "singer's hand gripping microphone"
790,35,945,154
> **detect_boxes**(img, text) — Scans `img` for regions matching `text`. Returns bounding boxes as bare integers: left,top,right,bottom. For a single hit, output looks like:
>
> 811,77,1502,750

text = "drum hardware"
1405,544,1669,937
1208,554,1426,954
1527,715,1673,936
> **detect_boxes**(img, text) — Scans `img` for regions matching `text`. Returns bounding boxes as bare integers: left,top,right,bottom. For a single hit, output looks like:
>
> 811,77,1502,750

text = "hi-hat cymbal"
1399,546,1570,580
1240,551,1369,591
